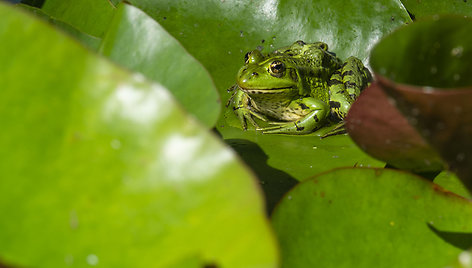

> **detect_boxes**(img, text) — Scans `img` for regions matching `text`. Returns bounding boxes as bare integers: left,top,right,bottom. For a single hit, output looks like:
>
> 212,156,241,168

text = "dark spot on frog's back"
344,81,359,88
314,114,319,122
342,70,354,76
328,78,343,86
296,40,306,45
299,103,309,110
329,101,341,109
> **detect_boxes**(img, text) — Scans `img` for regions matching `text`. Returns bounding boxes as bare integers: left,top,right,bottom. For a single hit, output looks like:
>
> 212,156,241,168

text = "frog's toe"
258,122,311,134
267,121,287,126
320,122,347,138
244,115,260,129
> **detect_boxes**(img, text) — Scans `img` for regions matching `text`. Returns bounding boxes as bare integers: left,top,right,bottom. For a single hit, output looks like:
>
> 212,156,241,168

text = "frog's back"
271,41,342,102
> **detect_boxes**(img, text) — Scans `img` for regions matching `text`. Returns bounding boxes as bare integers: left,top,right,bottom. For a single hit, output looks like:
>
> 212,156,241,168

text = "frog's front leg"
260,98,330,134
227,86,268,130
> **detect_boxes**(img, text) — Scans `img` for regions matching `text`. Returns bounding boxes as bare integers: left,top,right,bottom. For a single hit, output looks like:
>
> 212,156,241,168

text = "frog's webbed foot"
227,86,268,130
258,121,310,134
320,121,346,138
234,106,268,130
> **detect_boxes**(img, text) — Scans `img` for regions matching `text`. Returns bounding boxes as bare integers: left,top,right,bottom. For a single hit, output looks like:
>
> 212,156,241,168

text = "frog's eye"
269,61,286,77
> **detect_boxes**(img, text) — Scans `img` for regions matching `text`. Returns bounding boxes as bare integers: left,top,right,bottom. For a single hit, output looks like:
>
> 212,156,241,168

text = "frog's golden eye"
269,61,286,77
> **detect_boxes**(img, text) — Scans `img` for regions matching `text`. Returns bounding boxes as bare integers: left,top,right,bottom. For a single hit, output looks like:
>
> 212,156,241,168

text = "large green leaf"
0,3,277,267
99,3,220,127
272,168,472,267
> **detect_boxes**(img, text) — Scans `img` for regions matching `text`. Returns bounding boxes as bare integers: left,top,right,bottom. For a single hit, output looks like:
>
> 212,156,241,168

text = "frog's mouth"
239,86,294,95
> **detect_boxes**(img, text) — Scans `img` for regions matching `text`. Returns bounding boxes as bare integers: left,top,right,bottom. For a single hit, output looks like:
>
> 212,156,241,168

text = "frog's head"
236,50,302,97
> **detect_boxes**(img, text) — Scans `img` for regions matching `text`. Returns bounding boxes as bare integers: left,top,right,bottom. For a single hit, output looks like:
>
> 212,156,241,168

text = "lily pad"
272,168,472,267
370,16,472,191
400,0,472,19
99,3,220,127
434,171,472,199
346,81,444,172
0,3,277,268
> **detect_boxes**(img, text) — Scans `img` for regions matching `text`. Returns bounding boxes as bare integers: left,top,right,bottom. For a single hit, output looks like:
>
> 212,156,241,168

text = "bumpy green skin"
227,41,372,135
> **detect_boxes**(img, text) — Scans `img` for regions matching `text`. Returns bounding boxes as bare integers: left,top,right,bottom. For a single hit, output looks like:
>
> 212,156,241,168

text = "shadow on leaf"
225,139,298,214
428,223,472,250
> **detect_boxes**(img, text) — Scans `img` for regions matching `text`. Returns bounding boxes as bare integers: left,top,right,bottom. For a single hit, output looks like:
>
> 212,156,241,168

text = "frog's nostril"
252,72,258,76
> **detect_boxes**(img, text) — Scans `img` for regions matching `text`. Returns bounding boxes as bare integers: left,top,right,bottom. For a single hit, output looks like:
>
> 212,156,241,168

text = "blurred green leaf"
371,16,472,88
448,249,472,268
0,3,277,267
100,3,220,127
272,168,472,267
434,171,472,199
370,16,472,191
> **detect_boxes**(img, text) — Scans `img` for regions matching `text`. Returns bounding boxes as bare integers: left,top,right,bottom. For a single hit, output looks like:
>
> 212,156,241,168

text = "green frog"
227,40,371,135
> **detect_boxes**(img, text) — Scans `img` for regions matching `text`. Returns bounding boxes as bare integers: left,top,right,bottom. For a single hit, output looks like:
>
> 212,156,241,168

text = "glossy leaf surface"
100,3,220,127
0,4,277,268
128,0,411,91
272,168,472,267
400,0,472,18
